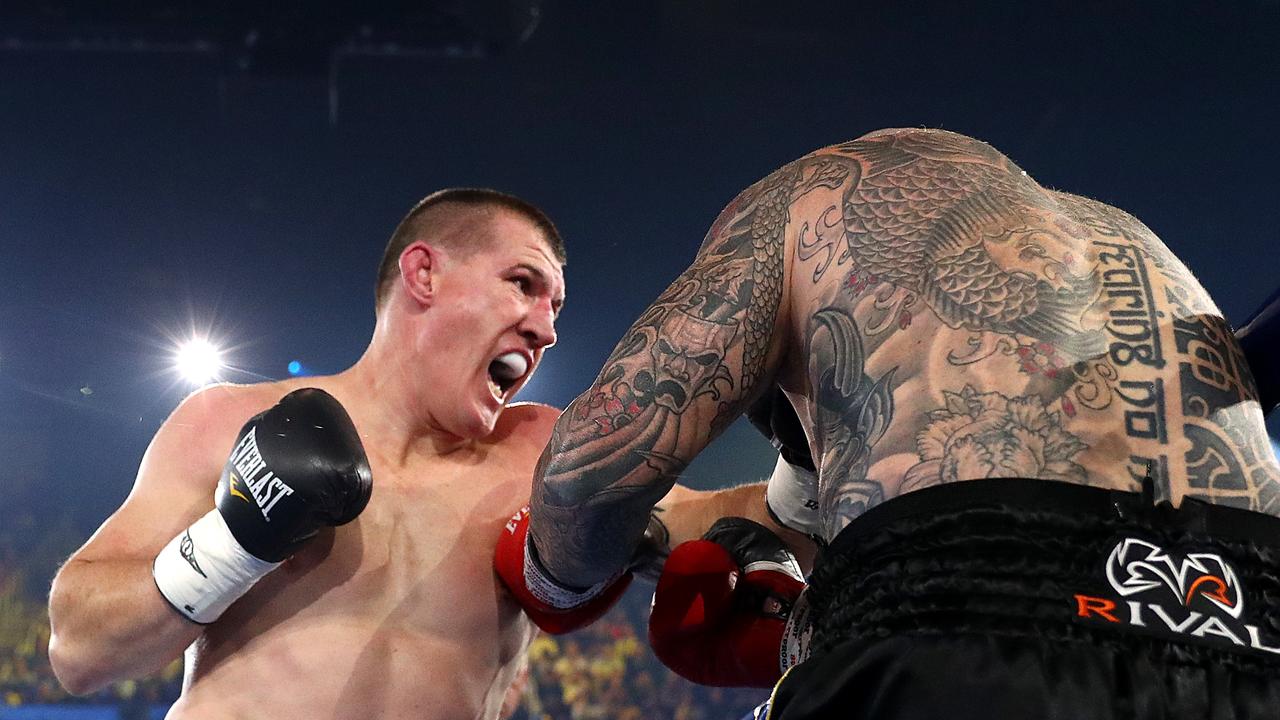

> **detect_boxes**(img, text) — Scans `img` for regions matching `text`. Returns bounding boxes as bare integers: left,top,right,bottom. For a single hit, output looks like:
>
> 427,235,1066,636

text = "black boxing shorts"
763,478,1280,720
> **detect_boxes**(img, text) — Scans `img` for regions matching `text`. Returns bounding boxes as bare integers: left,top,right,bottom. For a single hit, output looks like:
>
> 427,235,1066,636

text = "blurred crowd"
0,514,184,712
512,602,762,720
0,517,760,718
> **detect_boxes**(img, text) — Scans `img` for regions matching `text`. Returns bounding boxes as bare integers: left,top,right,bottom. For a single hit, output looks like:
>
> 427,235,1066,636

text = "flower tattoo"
901,385,1088,492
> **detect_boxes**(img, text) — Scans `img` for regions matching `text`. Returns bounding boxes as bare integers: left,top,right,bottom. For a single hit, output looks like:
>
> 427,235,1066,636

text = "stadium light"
175,337,224,385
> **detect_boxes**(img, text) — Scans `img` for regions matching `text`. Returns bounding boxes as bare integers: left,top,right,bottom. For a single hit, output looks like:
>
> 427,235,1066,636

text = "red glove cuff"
494,505,632,635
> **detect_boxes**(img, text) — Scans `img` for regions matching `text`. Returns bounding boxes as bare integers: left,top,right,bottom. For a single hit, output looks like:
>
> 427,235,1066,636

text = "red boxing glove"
494,505,633,635
648,517,808,688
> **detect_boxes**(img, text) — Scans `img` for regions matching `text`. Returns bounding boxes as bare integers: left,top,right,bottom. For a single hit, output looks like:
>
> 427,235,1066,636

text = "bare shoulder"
168,381,275,424
803,127,1046,216
160,381,291,456
152,380,298,477
492,402,561,451
156,377,358,488
842,127,1014,163
63,382,287,561
1050,190,1162,240
853,126,977,142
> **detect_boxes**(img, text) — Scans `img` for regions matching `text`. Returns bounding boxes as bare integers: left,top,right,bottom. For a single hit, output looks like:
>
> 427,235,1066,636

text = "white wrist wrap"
779,587,813,673
152,510,280,624
523,533,618,610
742,556,804,583
766,455,822,537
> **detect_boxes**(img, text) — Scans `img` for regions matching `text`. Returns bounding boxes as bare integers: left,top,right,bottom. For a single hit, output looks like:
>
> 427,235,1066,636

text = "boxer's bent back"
524,126,1280,712
749,129,1280,717
767,128,1280,539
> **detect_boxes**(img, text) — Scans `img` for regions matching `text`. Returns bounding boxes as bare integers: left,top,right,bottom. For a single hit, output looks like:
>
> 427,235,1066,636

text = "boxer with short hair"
48,188,575,719
522,129,1280,718
48,187,808,720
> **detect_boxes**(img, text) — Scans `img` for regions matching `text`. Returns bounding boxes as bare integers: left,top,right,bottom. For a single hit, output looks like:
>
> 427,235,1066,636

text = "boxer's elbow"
47,573,119,695
47,629,113,696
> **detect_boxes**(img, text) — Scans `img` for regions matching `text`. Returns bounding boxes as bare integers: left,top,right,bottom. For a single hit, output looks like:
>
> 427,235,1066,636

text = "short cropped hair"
374,188,565,311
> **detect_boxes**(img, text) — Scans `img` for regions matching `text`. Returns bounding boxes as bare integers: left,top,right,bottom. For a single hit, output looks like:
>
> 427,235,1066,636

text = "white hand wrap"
152,510,281,624
779,586,813,672
765,454,823,538
523,533,619,610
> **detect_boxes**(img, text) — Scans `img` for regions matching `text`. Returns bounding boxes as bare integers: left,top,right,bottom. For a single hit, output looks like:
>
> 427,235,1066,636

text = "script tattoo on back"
1057,195,1279,514
803,130,1279,536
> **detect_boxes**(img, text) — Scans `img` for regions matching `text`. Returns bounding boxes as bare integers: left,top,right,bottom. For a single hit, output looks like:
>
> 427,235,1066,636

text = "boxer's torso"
772,128,1280,540
165,380,547,720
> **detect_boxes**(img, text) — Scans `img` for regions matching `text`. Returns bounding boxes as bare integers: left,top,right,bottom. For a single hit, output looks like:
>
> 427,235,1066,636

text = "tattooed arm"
527,164,824,588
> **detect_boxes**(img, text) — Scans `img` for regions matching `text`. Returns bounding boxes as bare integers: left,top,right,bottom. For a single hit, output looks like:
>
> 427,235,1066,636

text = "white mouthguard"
491,352,528,381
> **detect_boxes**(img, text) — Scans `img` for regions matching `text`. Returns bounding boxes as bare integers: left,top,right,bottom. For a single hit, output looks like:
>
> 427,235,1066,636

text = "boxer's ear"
398,241,439,307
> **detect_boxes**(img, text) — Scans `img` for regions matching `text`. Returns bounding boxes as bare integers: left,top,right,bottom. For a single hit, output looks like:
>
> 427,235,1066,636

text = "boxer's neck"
336,348,480,465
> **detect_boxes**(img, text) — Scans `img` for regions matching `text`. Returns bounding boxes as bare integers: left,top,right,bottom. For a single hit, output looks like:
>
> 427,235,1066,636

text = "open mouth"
486,351,529,400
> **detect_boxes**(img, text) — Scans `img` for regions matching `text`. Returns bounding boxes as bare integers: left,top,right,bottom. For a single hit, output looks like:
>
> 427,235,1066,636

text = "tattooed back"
531,127,1279,582
761,128,1280,539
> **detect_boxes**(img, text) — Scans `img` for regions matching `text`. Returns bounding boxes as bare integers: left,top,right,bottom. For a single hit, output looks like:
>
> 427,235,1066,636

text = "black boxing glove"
627,509,674,584
747,388,821,538
153,389,372,623
747,387,814,472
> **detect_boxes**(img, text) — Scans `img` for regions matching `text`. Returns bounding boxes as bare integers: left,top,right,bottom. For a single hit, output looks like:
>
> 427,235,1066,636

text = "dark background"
1,0,1278,579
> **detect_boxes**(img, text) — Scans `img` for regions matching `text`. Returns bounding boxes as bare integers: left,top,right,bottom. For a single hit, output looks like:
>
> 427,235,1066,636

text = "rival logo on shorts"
1073,537,1280,655
227,428,295,522
1106,538,1242,617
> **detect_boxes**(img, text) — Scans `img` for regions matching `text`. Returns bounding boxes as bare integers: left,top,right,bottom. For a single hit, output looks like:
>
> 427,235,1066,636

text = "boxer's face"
424,211,564,438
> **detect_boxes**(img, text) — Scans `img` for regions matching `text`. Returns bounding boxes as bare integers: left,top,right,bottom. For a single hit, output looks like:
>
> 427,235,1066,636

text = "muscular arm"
528,158,849,588
47,388,241,694
651,482,818,575
49,554,201,694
